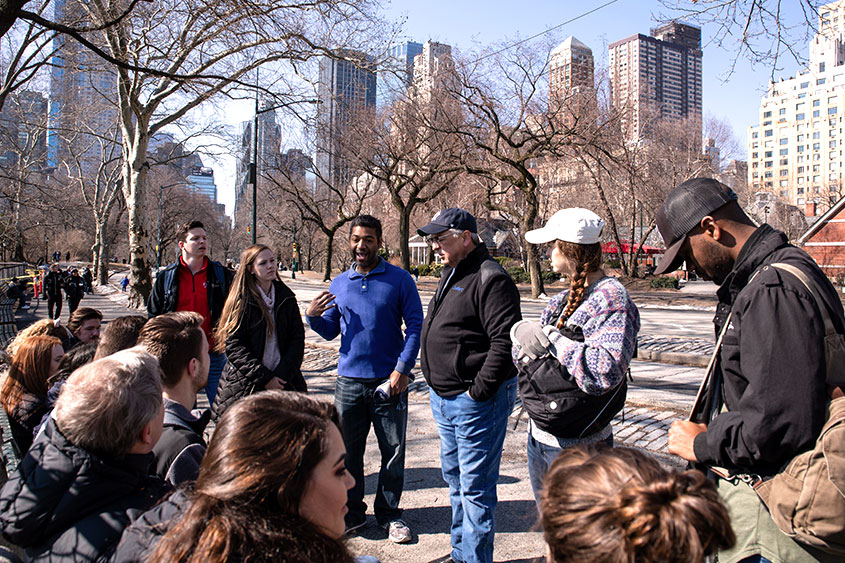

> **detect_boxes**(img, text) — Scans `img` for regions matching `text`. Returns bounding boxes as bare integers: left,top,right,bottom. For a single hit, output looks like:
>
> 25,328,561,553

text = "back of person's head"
95,315,148,359
5,319,65,359
541,445,734,563
54,348,163,456
67,307,103,335
138,312,205,387
48,342,97,386
149,391,353,563
0,335,61,413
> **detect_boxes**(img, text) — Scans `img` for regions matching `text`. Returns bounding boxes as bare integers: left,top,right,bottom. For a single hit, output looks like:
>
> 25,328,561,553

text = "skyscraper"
233,105,281,226
608,22,703,141
549,37,595,125
388,41,424,88
315,50,376,187
747,0,845,215
47,0,118,174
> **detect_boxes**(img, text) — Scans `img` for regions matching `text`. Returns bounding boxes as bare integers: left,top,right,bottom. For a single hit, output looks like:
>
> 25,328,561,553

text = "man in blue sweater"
306,215,423,544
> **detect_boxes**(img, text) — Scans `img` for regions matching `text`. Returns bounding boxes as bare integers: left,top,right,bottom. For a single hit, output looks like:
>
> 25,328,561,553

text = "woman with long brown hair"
541,445,735,562
0,335,63,452
510,208,640,505
210,244,305,422
114,391,360,563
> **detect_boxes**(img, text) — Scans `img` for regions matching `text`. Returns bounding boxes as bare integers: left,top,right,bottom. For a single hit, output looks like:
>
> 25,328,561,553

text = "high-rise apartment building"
0,90,49,170
608,22,703,140
747,0,845,216
549,37,594,125
315,50,376,187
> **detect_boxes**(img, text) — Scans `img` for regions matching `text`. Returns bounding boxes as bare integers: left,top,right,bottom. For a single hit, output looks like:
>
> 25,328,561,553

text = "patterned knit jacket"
540,277,640,396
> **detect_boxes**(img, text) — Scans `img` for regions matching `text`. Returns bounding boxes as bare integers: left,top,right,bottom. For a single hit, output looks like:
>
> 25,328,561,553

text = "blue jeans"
335,376,408,526
429,378,517,563
205,352,226,403
526,432,613,508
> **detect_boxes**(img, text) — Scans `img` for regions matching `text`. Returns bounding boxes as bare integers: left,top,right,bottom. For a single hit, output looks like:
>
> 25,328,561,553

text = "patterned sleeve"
545,281,640,396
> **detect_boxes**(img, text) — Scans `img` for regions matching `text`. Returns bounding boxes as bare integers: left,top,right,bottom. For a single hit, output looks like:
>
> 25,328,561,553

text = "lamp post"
44,234,48,266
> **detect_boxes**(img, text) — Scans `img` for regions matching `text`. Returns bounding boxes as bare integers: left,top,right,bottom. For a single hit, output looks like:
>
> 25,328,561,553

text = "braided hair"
556,240,603,327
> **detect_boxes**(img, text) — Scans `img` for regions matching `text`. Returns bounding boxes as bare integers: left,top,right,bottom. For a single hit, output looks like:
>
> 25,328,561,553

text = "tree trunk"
94,222,110,285
322,231,334,282
124,135,152,308
398,208,411,271
522,190,544,298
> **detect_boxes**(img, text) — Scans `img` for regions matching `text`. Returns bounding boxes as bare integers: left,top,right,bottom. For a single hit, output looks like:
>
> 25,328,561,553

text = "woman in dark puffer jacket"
210,244,305,423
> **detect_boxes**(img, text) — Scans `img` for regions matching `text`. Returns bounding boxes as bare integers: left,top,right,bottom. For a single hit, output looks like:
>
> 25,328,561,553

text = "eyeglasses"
425,232,458,247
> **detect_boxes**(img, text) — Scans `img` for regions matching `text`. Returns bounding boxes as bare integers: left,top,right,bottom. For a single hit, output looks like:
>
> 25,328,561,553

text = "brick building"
798,195,845,276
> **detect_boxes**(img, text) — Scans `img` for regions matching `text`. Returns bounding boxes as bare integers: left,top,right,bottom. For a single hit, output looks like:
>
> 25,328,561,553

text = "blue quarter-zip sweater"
306,258,423,379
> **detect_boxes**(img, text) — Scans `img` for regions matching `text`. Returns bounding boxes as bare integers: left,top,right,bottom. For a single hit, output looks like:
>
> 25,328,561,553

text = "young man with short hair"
306,215,423,543
139,311,210,485
148,220,232,402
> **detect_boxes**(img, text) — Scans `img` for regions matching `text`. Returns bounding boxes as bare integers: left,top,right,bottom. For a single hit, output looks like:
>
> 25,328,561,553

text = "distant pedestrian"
64,269,85,315
412,266,419,282
44,264,63,320
418,208,521,563
65,252,69,262
81,268,92,294
120,275,129,292
511,208,640,507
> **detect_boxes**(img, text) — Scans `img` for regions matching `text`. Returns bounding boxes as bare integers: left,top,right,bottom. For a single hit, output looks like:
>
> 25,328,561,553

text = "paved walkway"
72,279,694,562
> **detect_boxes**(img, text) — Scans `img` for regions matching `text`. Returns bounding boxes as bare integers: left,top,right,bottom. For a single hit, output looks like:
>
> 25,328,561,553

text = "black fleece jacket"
692,225,845,474
421,244,522,401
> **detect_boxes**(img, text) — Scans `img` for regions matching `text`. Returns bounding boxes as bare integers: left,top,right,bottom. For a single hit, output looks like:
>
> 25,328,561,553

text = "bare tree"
438,41,605,298
77,0,388,306
658,0,819,78
342,92,463,271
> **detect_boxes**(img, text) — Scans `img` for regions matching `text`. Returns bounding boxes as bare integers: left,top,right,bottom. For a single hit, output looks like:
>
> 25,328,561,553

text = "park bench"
0,279,19,350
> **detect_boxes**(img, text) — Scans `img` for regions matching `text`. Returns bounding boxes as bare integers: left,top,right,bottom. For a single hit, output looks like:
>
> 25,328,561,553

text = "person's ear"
699,216,722,241
187,357,198,378
138,419,156,448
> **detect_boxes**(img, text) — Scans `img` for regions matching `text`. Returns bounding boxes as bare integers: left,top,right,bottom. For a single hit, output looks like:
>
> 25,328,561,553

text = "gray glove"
510,320,551,361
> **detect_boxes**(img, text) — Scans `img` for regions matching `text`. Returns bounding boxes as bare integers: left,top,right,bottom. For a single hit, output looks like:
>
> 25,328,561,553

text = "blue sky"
215,0,815,214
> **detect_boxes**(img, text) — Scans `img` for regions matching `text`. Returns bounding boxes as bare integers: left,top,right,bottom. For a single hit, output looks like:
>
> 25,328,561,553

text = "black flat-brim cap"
654,178,738,275
417,208,478,237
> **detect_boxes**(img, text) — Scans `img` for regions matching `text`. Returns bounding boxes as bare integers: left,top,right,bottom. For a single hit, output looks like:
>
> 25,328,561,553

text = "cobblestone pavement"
637,334,715,356
301,347,684,461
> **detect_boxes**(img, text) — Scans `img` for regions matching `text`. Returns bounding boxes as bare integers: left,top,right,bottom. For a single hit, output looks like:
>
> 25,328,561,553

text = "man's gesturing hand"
306,291,336,317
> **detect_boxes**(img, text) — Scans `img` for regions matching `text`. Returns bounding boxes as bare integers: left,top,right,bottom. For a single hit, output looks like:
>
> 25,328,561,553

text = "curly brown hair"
556,240,602,324
541,444,734,562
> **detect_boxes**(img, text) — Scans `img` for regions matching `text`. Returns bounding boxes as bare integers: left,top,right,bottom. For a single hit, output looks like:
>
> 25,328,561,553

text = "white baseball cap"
524,208,605,245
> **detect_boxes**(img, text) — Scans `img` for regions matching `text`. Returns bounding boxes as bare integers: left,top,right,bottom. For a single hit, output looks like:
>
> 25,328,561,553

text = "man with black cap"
418,208,521,563
657,177,844,562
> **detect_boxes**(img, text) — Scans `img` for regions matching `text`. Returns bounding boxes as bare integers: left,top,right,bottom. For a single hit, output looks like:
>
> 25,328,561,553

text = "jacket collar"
347,257,386,280
163,397,210,435
717,225,789,305
443,243,489,277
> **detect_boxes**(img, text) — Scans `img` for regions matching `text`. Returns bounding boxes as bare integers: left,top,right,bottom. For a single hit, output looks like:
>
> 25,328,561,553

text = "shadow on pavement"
395,499,539,536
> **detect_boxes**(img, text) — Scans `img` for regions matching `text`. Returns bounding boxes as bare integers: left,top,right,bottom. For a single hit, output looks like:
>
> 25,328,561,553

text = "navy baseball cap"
417,208,478,236
654,178,738,275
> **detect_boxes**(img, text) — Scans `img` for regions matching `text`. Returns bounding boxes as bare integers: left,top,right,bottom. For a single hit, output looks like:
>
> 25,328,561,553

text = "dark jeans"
335,375,408,526
68,297,81,315
205,352,226,403
47,295,62,320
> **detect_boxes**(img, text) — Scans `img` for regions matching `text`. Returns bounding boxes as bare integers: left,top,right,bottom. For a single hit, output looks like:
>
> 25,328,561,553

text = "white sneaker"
384,519,412,544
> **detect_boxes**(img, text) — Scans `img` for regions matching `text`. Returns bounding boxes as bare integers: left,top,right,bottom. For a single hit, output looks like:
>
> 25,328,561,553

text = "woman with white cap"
510,207,640,505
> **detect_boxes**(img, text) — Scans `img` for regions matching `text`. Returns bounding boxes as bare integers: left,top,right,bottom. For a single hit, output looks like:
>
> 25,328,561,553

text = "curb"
635,349,710,368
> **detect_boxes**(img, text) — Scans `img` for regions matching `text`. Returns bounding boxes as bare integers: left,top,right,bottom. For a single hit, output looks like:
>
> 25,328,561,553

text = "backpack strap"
211,261,227,292
769,263,837,341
